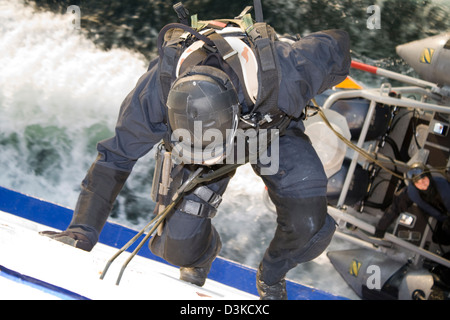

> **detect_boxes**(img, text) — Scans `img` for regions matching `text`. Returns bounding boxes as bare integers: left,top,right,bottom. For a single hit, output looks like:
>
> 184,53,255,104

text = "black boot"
256,264,288,300
180,263,212,287
39,159,130,251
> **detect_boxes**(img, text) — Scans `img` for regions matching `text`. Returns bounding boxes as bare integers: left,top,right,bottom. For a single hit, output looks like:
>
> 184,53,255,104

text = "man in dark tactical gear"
375,163,450,245
40,4,351,299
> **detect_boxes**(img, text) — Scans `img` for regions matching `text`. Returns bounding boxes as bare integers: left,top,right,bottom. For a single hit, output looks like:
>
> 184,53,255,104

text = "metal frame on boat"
318,55,450,299
325,84,450,269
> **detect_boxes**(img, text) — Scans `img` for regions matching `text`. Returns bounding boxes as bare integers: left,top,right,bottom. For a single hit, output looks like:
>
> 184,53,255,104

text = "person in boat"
40,11,351,299
375,163,450,245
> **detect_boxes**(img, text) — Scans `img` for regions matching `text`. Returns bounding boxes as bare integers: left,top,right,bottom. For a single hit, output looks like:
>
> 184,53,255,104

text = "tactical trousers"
149,128,336,283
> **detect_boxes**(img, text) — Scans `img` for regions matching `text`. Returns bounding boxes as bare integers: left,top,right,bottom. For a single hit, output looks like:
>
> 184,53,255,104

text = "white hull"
0,210,257,300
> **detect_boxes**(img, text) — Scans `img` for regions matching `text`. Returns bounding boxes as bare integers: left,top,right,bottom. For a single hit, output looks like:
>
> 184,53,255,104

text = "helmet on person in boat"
406,162,429,183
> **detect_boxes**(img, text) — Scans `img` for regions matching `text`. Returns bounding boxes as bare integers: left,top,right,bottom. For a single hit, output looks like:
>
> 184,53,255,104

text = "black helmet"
167,65,240,165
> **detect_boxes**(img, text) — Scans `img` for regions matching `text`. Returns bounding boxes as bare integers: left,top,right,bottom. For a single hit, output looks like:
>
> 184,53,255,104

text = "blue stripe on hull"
0,264,90,300
0,186,346,300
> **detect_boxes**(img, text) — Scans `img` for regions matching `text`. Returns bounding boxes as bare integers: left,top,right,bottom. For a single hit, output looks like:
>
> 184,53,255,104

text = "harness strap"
157,23,216,105
248,23,280,117
193,185,223,208
179,200,213,218
208,32,254,107
178,48,207,75
253,0,264,22
178,185,223,218
157,23,214,57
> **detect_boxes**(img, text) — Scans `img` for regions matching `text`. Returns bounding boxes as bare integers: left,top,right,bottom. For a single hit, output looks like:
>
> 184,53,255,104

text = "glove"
39,230,94,252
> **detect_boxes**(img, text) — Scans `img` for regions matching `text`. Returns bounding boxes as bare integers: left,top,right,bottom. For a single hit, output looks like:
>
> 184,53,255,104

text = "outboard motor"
396,33,450,87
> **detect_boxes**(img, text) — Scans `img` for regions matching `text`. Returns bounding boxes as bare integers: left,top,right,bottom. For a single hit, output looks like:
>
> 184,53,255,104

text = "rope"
100,163,241,285
310,99,449,182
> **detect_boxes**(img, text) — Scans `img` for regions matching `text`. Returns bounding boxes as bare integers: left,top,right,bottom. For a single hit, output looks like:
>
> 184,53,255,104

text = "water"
2,0,448,300
0,0,150,218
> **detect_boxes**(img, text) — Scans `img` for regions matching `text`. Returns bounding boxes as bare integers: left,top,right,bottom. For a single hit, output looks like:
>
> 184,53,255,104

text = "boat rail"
322,84,450,269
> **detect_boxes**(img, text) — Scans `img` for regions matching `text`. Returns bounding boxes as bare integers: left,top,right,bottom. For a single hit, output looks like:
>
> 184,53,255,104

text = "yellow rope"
310,99,449,182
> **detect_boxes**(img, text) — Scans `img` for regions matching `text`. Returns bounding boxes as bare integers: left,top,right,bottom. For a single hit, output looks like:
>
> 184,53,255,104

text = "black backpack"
157,2,290,132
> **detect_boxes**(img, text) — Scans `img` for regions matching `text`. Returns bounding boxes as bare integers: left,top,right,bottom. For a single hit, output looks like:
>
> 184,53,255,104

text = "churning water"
11,0,450,299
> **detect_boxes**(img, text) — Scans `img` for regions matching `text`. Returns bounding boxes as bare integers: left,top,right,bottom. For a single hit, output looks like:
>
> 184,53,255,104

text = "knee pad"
297,214,336,263
260,214,336,285
149,210,222,267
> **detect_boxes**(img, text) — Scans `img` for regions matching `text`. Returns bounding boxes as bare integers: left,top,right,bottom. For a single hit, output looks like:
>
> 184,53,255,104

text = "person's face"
413,176,430,191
